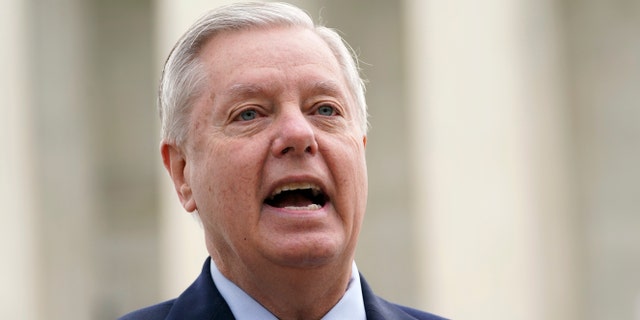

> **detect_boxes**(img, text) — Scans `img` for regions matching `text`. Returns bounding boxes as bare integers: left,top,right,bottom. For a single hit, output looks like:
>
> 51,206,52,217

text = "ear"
161,141,197,212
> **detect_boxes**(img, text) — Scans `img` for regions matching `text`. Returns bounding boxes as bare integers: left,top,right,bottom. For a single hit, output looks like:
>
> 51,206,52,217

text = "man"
120,2,445,319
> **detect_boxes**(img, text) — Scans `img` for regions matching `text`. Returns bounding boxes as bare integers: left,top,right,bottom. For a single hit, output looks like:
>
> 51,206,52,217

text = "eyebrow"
223,83,268,98
303,80,345,98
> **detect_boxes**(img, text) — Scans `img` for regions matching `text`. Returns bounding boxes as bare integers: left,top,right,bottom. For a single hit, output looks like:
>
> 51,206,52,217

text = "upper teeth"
270,182,321,198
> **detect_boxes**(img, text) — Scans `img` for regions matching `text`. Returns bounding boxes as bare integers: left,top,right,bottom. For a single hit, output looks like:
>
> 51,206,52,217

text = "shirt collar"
210,259,366,320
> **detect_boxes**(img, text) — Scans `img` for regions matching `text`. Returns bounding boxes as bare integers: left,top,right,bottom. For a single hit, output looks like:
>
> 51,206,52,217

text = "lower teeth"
283,204,321,211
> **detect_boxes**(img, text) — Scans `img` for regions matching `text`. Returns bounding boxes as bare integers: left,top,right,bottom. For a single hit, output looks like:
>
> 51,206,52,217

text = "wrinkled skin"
161,26,368,319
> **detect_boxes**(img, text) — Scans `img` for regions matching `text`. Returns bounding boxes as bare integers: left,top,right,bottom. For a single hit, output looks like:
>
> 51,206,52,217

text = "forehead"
197,26,346,92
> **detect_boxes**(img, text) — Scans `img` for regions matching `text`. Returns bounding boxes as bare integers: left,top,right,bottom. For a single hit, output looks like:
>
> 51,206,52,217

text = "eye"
237,109,258,121
316,104,337,116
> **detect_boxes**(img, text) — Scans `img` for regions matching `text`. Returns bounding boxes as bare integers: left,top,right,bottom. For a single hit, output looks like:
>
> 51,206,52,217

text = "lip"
262,202,331,217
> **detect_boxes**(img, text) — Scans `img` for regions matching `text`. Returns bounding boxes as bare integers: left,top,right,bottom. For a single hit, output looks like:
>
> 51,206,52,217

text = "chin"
266,235,346,268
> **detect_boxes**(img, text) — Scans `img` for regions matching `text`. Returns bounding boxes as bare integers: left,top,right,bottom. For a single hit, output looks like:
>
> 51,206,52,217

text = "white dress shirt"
210,260,367,320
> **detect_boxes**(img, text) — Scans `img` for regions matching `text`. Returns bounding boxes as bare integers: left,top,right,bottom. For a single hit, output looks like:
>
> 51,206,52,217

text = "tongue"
271,193,314,208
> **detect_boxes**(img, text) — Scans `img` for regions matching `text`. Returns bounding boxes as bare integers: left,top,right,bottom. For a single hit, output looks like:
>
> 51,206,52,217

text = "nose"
271,108,318,157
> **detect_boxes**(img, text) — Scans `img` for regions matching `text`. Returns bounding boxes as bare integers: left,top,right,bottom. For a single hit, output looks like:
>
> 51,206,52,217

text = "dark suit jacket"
119,257,446,320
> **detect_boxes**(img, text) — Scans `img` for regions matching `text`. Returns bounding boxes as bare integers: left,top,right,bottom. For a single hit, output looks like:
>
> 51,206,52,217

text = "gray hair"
159,1,368,146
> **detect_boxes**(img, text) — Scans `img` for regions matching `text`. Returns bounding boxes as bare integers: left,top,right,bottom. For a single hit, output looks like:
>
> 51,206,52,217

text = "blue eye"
238,109,258,121
317,105,336,116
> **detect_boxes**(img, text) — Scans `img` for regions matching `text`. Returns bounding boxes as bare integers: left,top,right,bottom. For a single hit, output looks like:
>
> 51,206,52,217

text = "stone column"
0,0,36,318
24,0,100,318
405,0,578,319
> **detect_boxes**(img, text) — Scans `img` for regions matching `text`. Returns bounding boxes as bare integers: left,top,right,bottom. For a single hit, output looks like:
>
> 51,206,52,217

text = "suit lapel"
166,257,235,320
361,275,418,320
163,258,429,320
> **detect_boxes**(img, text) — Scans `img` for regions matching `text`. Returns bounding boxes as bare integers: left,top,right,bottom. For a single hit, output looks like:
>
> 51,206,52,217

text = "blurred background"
1,0,639,319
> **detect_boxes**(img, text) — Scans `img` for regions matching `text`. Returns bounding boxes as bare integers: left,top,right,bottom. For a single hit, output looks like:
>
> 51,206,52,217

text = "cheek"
341,136,367,180
191,137,267,212
325,135,368,208
192,152,256,241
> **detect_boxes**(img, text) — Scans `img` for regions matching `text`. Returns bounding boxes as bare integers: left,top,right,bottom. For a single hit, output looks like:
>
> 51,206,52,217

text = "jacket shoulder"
118,299,175,320
395,303,448,320
118,258,234,320
360,274,447,320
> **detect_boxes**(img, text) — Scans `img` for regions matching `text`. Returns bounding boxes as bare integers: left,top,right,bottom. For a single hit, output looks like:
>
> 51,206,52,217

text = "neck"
213,254,353,320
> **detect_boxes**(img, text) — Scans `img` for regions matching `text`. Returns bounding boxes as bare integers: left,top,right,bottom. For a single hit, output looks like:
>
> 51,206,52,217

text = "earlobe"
161,141,197,212
179,184,197,212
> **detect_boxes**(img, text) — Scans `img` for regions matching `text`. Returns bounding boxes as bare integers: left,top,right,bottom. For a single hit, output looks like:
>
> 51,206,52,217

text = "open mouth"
264,182,328,211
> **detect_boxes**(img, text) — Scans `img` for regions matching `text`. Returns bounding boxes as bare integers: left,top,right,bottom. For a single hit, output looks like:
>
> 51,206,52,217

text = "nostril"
305,146,312,153
281,147,293,155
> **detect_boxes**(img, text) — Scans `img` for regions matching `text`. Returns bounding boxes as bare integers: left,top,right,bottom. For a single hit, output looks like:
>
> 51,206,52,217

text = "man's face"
165,26,368,271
